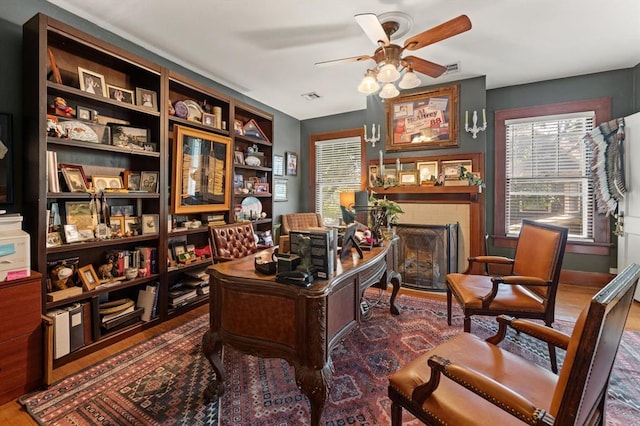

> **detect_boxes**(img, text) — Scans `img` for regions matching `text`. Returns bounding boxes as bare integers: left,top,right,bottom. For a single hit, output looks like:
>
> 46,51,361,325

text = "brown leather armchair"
389,263,640,426
280,213,324,235
446,219,568,372
208,222,258,263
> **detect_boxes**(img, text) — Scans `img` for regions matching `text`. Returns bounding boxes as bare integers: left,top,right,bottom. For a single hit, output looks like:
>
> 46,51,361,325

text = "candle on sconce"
379,149,383,171
396,158,400,171
465,110,469,127
363,124,367,139
377,124,380,139
482,108,487,124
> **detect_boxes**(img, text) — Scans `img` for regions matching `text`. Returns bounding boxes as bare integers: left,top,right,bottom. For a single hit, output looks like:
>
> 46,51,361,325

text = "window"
495,98,611,254
310,129,365,224
505,112,594,240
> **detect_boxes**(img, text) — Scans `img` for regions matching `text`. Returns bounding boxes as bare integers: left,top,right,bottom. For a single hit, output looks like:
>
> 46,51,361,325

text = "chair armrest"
481,276,551,308
413,355,554,426
464,256,514,274
486,315,571,350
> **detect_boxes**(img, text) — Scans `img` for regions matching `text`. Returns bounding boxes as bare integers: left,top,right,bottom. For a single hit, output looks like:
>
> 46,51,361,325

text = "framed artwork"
274,178,288,202
46,232,63,248
63,224,79,243
416,161,439,184
285,151,298,176
110,204,135,217
141,214,159,234
234,150,245,165
140,171,159,193
0,113,13,203
233,119,244,136
92,175,123,191
123,171,141,190
65,201,92,231
106,84,134,104
108,124,149,149
273,154,284,176
398,170,419,186
136,88,157,110
254,183,269,194
386,84,459,151
76,106,93,121
202,112,215,127
441,159,472,180
77,66,107,97
368,165,380,187
110,216,124,236
124,216,142,235
59,164,88,192
79,264,99,291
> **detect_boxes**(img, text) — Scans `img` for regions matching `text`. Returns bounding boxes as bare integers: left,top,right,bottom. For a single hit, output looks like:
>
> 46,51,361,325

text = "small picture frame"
110,216,124,236
124,216,142,235
136,88,157,110
65,201,92,231
273,154,284,176
398,170,419,186
441,160,472,180
78,264,99,291
77,67,107,97
76,106,93,121
368,165,380,187
106,84,135,104
63,224,79,243
286,151,298,176
92,175,123,191
140,171,159,193
173,243,186,259
46,232,63,248
233,119,244,136
123,171,141,190
234,151,245,165
254,183,269,194
59,164,88,192
109,124,149,148
416,161,439,184
202,112,215,127
141,214,159,234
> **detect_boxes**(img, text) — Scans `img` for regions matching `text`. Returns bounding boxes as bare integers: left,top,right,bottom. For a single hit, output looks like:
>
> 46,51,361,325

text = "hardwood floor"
2,284,639,425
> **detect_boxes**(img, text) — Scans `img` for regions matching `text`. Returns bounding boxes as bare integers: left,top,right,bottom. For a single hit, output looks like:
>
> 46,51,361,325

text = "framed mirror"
171,125,232,214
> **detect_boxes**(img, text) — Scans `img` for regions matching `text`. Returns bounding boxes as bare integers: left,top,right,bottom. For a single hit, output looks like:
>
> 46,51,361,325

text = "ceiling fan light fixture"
358,72,380,94
379,83,400,99
377,62,400,83
398,70,421,89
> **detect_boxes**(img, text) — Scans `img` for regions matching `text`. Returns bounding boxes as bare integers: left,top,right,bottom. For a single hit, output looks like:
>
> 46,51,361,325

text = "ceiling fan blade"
315,54,373,67
354,13,390,46
403,15,472,51
403,56,447,78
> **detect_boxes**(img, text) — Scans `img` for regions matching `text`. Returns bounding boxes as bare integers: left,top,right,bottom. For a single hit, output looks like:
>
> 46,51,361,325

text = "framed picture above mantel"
385,84,459,152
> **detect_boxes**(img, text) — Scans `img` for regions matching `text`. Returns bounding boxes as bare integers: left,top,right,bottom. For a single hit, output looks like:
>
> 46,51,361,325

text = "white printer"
0,214,31,281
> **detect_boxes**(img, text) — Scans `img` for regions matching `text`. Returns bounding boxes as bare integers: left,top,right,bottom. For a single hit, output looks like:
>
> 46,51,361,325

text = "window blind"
505,112,594,240
315,136,362,222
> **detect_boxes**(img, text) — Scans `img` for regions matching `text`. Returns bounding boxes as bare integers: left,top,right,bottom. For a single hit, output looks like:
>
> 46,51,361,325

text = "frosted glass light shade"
398,71,421,89
377,63,400,83
379,83,400,99
357,75,380,94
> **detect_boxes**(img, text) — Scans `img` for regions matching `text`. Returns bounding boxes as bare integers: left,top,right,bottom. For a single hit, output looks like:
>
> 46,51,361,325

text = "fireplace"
395,223,458,291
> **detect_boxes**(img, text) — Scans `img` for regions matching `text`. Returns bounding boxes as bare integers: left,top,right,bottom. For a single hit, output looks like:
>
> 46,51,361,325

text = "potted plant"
369,193,404,233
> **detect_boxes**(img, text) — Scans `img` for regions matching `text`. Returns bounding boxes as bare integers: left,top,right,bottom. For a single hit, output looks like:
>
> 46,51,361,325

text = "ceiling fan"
316,13,472,98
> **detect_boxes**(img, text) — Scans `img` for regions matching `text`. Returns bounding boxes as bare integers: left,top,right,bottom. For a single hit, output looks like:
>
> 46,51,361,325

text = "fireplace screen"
396,223,458,291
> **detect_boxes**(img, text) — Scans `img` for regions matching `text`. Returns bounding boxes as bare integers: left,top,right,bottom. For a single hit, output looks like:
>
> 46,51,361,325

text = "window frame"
310,128,366,215
494,98,611,255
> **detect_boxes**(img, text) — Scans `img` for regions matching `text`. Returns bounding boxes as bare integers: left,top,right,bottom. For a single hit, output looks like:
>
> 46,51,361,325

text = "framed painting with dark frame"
79,264,99,291
136,88,157,110
385,84,459,152
77,66,107,97
140,171,159,193
285,151,298,176
106,84,134,104
0,113,13,203
59,163,88,192
123,171,141,190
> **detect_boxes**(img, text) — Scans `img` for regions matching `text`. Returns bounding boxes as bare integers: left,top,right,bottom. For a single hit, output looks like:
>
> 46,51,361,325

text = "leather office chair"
446,219,568,372
208,222,258,263
389,263,640,426
280,213,324,235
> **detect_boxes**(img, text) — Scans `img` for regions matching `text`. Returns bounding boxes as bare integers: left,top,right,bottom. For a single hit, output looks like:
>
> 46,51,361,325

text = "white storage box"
0,214,23,232
0,230,30,281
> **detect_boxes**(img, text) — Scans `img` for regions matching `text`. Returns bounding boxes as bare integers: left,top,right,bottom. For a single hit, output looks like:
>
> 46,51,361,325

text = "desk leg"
388,270,402,315
295,362,331,426
202,329,225,399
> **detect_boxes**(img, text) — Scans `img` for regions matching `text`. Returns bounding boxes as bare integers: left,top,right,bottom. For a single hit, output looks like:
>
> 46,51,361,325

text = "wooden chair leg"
390,400,403,426
446,289,452,325
463,315,471,332
548,342,558,374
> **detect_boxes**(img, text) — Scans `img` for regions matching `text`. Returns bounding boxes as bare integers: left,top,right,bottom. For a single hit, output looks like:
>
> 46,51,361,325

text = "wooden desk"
203,240,400,425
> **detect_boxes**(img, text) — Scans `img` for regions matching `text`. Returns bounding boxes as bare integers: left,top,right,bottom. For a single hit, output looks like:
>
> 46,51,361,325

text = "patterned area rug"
20,291,640,425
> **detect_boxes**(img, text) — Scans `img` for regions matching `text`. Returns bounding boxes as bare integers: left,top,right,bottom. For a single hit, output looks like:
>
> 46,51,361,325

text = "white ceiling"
46,0,640,120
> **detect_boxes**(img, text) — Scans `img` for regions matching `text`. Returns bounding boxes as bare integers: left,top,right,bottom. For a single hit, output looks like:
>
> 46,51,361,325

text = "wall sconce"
364,123,380,147
464,109,487,139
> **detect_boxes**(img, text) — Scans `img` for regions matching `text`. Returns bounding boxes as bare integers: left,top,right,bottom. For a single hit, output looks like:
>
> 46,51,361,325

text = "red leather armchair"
208,222,258,263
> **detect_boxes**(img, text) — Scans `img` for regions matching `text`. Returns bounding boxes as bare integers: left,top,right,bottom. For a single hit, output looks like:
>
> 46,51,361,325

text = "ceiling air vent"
301,92,321,101
444,62,460,75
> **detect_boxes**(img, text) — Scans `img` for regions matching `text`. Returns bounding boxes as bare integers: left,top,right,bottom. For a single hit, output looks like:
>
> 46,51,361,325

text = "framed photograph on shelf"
63,224,80,243
106,84,134,104
398,170,419,186
368,165,380,187
273,154,284,176
416,161,439,184
91,175,123,191
124,216,142,235
234,150,245,165
254,183,269,194
108,124,149,149
135,88,157,110
385,84,459,152
140,171,159,193
202,112,215,127
441,159,472,180
76,106,93,121
77,66,107,97
78,264,99,291
46,232,63,248
110,216,125,236
233,119,244,136
285,151,298,176
274,178,288,202
59,164,88,192
65,201,92,231
123,171,141,190
141,214,159,234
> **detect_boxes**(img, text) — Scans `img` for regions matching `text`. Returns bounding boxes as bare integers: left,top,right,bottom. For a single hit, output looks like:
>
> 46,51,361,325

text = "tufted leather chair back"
209,222,258,263
281,213,324,235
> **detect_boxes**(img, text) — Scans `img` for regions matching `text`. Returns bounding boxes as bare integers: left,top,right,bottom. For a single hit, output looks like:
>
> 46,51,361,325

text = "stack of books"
168,285,198,309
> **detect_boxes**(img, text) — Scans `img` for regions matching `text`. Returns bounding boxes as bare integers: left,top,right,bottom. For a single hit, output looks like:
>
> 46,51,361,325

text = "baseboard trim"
560,269,615,289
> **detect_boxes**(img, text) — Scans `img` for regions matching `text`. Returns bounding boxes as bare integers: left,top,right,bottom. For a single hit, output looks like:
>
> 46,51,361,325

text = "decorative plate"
173,101,189,118
183,100,203,121
241,196,262,218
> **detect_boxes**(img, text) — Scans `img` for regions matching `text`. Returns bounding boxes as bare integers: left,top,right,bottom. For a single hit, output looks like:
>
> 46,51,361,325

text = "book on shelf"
101,305,135,324
46,150,60,192
136,283,158,322
184,268,208,280
168,286,198,307
197,286,210,296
